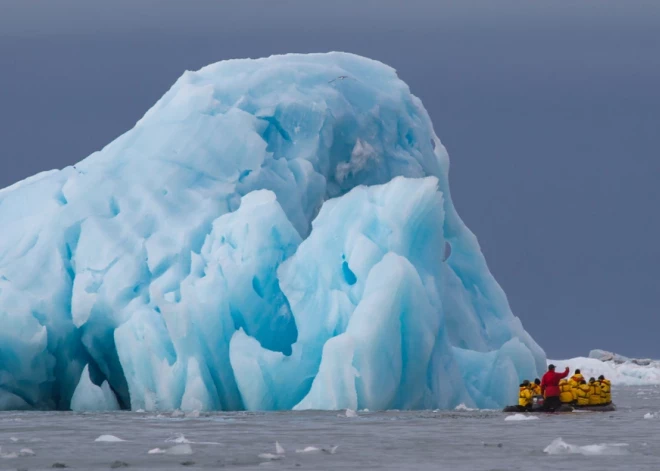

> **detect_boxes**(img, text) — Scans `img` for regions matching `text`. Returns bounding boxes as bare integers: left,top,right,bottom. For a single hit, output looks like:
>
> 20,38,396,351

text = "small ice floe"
643,412,658,419
19,448,35,456
295,445,338,454
505,414,538,422
136,409,146,413
171,410,185,418
275,442,285,455
259,442,286,460
185,410,201,418
455,403,476,412
543,438,629,456
164,433,220,445
148,444,193,455
166,434,192,444
342,409,358,418
296,446,320,453
361,409,370,412
95,435,125,442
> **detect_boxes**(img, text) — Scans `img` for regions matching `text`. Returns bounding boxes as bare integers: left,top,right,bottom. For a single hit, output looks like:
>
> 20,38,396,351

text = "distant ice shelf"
0,52,545,411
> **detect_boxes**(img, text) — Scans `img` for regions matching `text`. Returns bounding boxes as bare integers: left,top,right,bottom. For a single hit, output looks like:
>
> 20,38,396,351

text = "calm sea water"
0,386,658,470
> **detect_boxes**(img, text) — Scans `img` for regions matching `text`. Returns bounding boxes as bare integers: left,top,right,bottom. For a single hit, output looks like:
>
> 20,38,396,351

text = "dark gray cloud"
1,0,659,358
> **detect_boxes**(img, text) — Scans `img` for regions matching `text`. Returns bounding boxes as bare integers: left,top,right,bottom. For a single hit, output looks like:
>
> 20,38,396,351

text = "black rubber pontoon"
503,403,616,413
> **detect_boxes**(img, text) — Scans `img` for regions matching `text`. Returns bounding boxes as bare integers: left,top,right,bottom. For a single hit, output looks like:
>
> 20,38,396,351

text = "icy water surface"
0,386,658,470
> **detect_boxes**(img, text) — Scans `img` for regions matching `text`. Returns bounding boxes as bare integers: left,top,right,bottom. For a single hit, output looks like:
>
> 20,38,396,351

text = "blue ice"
0,52,545,411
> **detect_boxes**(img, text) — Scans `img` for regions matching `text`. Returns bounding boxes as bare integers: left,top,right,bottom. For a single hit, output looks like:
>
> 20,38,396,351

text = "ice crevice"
0,52,545,411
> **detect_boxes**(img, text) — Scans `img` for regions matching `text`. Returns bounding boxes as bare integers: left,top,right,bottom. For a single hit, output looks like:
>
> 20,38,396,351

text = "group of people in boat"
517,364,612,412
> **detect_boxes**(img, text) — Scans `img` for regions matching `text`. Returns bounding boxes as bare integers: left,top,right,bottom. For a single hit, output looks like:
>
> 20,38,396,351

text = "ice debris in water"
543,438,629,456
148,444,193,455
95,435,125,442
296,447,320,453
643,412,658,419
454,403,475,411
344,409,358,418
505,413,538,422
275,442,286,455
166,434,191,444
0,52,545,412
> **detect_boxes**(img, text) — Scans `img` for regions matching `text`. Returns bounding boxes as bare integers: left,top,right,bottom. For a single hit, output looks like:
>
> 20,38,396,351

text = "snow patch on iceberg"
0,52,544,411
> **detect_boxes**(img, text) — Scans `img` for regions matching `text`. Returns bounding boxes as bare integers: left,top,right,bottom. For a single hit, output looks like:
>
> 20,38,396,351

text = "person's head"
575,369,581,374
548,364,556,371
598,375,605,381
534,378,541,385
580,379,586,384
589,377,595,383
522,380,530,386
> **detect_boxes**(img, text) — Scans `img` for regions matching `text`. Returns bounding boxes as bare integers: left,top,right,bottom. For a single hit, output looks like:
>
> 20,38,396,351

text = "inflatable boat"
503,403,616,413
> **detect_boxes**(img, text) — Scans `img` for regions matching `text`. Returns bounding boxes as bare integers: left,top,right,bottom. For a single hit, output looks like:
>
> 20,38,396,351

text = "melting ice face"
0,52,545,412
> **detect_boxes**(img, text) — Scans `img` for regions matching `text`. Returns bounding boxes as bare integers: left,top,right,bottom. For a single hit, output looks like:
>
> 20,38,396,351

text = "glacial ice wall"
0,52,545,411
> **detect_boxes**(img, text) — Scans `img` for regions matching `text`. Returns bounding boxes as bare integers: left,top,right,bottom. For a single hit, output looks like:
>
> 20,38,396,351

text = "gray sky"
1,0,659,358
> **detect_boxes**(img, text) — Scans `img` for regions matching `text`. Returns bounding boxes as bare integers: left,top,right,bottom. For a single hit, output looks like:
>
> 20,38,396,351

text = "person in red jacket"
541,364,570,411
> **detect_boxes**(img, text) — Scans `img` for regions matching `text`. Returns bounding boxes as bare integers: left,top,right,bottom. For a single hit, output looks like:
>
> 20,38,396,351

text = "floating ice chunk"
185,410,201,418
543,438,629,456
258,453,283,461
643,412,658,419
171,410,184,418
276,442,285,455
455,403,475,411
166,434,191,444
19,448,35,456
296,446,320,453
344,409,358,418
149,444,193,455
95,435,125,442
322,446,339,454
71,365,121,412
505,414,539,422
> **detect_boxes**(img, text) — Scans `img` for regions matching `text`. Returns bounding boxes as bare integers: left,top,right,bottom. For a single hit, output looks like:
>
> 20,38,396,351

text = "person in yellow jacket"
570,369,585,385
531,378,542,396
598,375,612,404
575,379,590,406
559,379,574,404
518,380,534,411
588,377,602,405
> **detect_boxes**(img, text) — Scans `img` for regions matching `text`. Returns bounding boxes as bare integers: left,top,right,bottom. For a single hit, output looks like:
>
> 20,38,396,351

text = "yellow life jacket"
576,384,590,406
589,382,602,405
599,379,611,404
570,374,584,384
518,386,533,407
559,380,574,403
530,383,542,396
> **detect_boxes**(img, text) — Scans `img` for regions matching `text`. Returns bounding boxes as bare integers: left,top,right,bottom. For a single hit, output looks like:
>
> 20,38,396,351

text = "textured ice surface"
0,52,545,411
71,365,120,411
549,358,660,386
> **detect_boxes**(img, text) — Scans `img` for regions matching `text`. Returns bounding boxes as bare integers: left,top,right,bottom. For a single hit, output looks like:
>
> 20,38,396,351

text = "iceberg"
0,52,545,411
549,356,660,386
